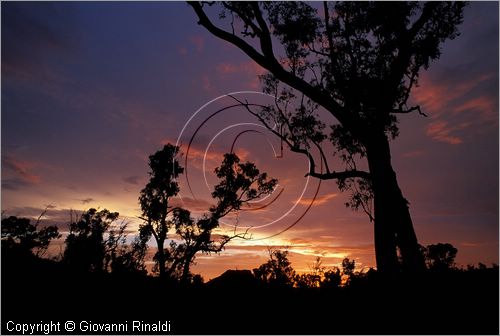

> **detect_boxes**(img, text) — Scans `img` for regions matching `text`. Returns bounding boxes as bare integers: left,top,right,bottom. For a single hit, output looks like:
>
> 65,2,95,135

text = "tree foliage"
342,257,356,276
254,249,296,287
322,267,342,289
189,1,466,272
139,144,277,282
295,256,325,289
1,215,60,257
171,153,277,282
109,231,149,276
190,1,465,179
422,243,458,271
254,252,363,289
138,144,184,278
63,208,143,274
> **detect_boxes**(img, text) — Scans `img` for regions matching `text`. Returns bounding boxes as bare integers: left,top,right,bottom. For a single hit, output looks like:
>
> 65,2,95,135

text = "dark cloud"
1,178,32,191
123,175,141,185
1,154,41,189
2,2,77,75
79,198,95,204
2,206,71,229
170,197,214,212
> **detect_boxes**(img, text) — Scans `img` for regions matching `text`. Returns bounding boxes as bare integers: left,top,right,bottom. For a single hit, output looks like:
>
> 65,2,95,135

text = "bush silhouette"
1,214,60,258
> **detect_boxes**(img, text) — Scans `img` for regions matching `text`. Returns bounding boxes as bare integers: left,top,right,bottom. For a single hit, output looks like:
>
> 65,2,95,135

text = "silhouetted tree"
139,144,184,278
64,208,125,273
64,208,145,274
342,257,356,276
189,1,466,273
340,257,356,285
103,217,128,271
295,256,325,288
167,153,277,283
139,144,276,281
1,213,60,257
321,267,342,290
422,243,458,271
110,228,149,275
477,262,488,270
254,249,296,287
466,264,477,272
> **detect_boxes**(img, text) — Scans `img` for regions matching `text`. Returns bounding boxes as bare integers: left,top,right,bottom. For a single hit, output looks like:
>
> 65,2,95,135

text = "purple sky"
2,2,498,279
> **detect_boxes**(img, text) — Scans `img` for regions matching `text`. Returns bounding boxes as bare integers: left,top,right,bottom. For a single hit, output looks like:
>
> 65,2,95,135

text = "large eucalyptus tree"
188,1,466,273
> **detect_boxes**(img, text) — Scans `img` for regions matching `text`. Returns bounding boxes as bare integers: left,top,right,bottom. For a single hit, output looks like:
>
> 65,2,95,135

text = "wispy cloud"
216,61,264,76
1,154,41,189
461,242,484,247
78,198,95,204
163,138,250,172
402,150,426,158
170,197,214,213
215,61,266,89
123,175,142,185
426,121,464,145
296,193,338,206
453,95,497,122
413,72,493,116
189,35,205,53
412,68,497,145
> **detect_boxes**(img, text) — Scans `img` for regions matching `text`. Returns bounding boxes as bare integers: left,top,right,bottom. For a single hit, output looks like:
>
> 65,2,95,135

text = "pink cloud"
413,72,493,116
426,121,463,145
189,35,204,53
186,145,250,171
296,192,338,206
2,154,41,184
461,242,484,247
160,137,250,172
215,61,266,89
187,145,226,163
402,150,425,158
216,63,239,74
170,196,213,212
453,95,497,122
216,61,265,75
412,71,496,145
202,75,212,92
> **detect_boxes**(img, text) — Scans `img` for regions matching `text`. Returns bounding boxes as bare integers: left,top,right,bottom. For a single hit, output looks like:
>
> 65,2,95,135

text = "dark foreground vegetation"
2,143,499,334
2,244,498,335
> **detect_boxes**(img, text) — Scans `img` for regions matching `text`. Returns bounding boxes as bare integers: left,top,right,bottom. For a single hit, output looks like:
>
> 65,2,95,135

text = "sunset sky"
2,2,498,280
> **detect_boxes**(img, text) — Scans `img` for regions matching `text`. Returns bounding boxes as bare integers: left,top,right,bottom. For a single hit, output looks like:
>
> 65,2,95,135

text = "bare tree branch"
306,169,371,181
391,105,428,117
228,94,371,182
188,1,351,128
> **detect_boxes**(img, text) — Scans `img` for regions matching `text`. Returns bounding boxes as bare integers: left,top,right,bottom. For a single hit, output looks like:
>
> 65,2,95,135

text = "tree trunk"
156,238,166,278
366,133,426,273
181,253,194,284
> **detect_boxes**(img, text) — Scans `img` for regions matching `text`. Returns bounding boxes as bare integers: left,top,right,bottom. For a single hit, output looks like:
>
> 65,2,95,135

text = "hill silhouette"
206,269,258,289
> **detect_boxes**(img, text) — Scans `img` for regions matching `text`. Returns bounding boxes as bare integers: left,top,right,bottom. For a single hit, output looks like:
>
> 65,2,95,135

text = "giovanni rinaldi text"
6,320,172,334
